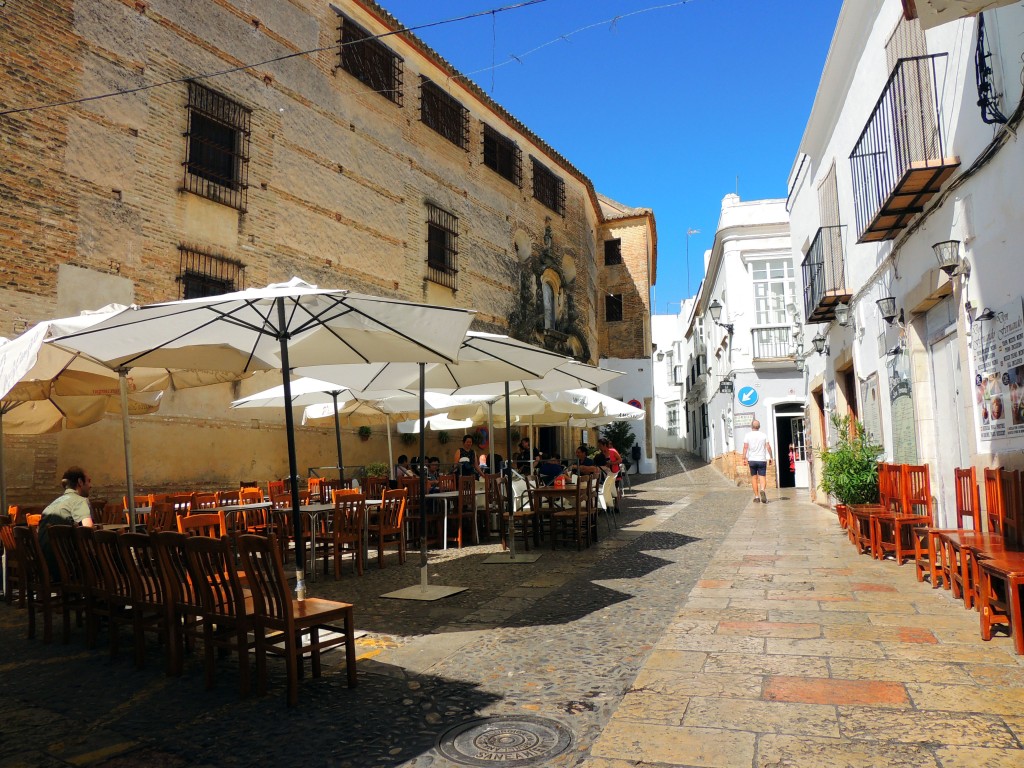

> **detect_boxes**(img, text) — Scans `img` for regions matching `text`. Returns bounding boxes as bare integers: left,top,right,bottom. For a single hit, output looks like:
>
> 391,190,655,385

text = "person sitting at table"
37,466,94,579
395,454,416,479
537,454,565,486
515,437,540,473
454,435,482,479
574,445,601,476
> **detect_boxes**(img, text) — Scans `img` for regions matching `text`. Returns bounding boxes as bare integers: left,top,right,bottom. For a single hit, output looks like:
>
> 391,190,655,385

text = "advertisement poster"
971,297,1024,443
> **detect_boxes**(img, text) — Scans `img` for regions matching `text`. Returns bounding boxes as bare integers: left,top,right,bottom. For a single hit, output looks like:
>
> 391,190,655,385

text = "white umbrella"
396,414,476,434
51,278,475,582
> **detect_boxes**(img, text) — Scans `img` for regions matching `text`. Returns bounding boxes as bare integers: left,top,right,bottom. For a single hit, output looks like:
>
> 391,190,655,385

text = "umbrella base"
381,584,467,601
482,553,542,564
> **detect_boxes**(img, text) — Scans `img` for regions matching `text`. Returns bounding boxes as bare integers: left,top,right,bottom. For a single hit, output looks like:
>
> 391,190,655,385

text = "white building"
651,299,695,451
788,0,1024,519
689,195,808,488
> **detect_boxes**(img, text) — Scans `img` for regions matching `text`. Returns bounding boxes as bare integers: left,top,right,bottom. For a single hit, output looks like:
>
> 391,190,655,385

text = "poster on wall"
971,297,1024,443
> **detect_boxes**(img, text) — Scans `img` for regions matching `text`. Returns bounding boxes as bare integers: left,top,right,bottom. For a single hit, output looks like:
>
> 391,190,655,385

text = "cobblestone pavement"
0,454,746,768
8,458,1021,768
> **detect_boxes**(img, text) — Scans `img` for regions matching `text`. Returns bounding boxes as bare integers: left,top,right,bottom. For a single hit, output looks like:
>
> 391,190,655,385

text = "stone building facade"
0,0,655,500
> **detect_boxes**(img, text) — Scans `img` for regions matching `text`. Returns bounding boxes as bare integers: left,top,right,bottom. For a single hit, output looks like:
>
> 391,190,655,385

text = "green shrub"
601,421,637,456
819,414,883,505
364,461,390,479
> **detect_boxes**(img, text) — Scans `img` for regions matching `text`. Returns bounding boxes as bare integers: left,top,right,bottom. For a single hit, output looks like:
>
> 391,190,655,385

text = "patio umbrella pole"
277,298,305,597
386,413,394,481
419,363,429,584
118,369,138,533
505,382,517,559
487,402,495,471
0,410,6,522
330,390,345,484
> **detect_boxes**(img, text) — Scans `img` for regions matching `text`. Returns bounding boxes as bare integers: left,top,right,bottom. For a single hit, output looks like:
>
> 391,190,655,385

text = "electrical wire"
0,0,547,118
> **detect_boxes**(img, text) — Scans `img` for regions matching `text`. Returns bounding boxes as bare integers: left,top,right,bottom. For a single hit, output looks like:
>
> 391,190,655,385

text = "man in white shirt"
741,420,773,504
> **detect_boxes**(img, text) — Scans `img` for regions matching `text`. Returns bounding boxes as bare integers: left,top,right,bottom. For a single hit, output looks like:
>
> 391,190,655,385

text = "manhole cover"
436,715,574,766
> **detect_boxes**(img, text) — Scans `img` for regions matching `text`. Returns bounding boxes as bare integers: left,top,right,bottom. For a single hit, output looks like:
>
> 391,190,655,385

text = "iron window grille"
604,239,622,266
482,124,521,185
673,365,685,386
177,247,245,299
426,203,459,291
605,294,623,322
183,82,251,211
531,157,565,215
751,326,794,360
667,402,679,436
420,77,469,148
337,14,404,105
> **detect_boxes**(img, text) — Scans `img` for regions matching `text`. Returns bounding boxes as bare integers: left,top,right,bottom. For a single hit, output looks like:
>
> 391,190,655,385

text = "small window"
177,247,245,299
482,125,521,186
531,157,565,215
426,203,458,291
183,82,251,211
337,14,403,105
605,294,623,322
604,239,622,266
420,77,468,148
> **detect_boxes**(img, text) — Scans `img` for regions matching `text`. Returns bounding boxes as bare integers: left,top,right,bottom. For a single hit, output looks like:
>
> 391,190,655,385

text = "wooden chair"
237,533,357,706
321,478,348,501
496,473,538,551
15,525,68,643
877,464,934,564
551,476,593,551
184,535,253,696
596,473,619,535
177,512,227,538
364,476,389,500
73,526,115,650
168,493,193,515
240,487,264,503
47,524,90,644
307,477,324,503
267,480,286,499
152,531,203,677
955,467,982,529
189,492,219,512
217,489,241,507
147,502,178,533
368,488,406,568
978,551,1024,655
0,519,25,607
97,502,125,526
122,495,151,513
449,475,477,548
9,504,44,526
332,493,365,578
94,529,136,657
1001,469,1022,549
119,532,171,670
984,467,1007,536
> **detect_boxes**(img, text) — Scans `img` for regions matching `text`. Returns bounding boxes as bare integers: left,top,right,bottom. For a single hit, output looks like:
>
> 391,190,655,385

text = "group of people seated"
528,438,623,487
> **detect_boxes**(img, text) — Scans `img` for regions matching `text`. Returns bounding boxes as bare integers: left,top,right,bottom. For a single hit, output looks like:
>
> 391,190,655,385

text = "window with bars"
420,77,468,148
482,124,521,185
604,239,622,266
425,203,458,291
183,82,251,211
337,14,403,105
605,294,623,322
177,247,245,299
531,157,565,215
667,402,679,436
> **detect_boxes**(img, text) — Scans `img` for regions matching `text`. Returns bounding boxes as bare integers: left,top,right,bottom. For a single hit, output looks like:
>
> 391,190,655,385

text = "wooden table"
978,551,1024,654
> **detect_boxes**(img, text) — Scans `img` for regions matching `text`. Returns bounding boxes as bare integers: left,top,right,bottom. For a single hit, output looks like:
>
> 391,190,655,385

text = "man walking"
741,420,773,504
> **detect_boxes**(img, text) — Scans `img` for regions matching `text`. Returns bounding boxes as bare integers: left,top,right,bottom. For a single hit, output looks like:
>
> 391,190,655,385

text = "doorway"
774,405,807,489
929,332,968,525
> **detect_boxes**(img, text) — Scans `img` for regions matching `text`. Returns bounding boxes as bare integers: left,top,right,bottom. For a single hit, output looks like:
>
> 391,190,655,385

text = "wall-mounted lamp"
795,356,806,373
886,343,903,357
876,296,898,325
708,299,734,335
811,332,829,355
834,302,851,328
932,240,963,275
655,351,665,362
976,307,995,322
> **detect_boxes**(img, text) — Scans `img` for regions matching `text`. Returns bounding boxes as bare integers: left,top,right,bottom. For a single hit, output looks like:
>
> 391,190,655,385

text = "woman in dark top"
454,435,481,478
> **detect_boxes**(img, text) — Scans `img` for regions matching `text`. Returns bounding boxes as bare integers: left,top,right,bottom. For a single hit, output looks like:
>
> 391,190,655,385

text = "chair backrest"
177,511,226,538
483,473,504,513
901,464,933,521
307,477,324,502
0,519,18,562
10,504,44,526
237,534,292,630
321,479,348,500
14,525,51,595
333,493,365,537
599,474,616,510
217,489,241,507
184,535,247,621
954,466,981,529
365,476,389,500
26,514,42,528
73,526,106,598
267,480,286,499
189,492,219,511
1001,469,1022,549
100,502,127,526
152,530,201,615
119,531,166,609
147,502,178,533
457,475,476,513
48,524,86,592
94,529,133,605
89,498,108,518
238,488,263,505
332,488,361,503
435,474,457,493
378,488,407,529
122,495,151,512
168,494,193,514
397,477,421,515
984,467,1006,535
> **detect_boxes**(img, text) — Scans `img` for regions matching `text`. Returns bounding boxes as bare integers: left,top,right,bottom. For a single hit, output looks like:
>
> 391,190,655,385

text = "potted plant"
819,413,883,524
437,430,450,445
400,432,416,446
357,425,372,442
364,461,389,480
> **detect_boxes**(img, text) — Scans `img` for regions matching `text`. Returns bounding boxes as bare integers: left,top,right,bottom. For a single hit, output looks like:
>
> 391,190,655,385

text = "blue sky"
380,0,843,312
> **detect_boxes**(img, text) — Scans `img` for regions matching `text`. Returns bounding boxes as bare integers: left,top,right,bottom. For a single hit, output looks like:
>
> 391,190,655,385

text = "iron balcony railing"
802,225,849,323
751,326,794,361
849,54,951,242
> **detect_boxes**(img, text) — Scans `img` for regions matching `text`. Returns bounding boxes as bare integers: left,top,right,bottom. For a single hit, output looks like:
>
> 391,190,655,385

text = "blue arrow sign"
737,386,759,407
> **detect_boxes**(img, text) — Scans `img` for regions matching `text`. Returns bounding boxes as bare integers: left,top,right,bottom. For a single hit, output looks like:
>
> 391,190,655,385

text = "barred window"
426,203,458,291
420,77,468,148
482,124,521,185
604,239,622,265
177,247,245,299
531,157,565,215
183,82,251,211
605,294,623,322
337,14,403,105
667,402,679,436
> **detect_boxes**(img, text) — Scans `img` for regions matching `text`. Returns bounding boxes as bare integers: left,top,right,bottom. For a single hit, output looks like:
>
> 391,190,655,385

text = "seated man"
37,466,94,579
574,445,601,476
537,454,564,486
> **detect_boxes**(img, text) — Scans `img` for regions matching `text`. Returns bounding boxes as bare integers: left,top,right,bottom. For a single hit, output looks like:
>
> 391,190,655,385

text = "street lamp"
876,296,898,325
834,302,851,328
932,240,962,275
812,333,828,355
708,299,734,335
